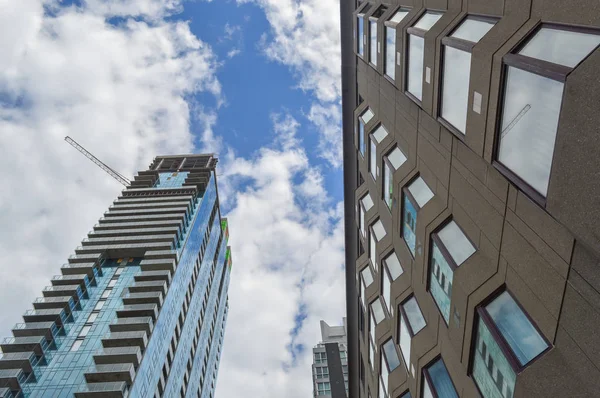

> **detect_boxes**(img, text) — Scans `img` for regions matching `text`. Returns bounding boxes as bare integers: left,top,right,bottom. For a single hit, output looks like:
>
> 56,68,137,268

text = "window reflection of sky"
519,28,600,68
408,35,424,100
442,47,471,133
498,67,563,196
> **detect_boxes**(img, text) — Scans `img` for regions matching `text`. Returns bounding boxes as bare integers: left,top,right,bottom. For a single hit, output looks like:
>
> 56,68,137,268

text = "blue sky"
0,0,345,397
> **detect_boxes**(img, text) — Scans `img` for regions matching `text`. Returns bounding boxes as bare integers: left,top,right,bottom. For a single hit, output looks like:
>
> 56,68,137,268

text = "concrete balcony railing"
127,281,167,296
92,220,183,231
0,368,25,392
74,381,128,398
101,331,147,351
93,346,142,368
139,259,176,274
134,270,172,286
121,292,163,308
84,363,135,385
11,322,56,340
0,352,36,374
108,317,153,336
116,304,159,322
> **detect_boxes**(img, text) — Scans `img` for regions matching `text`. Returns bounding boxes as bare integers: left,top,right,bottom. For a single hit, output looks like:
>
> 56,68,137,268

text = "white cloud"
216,113,346,398
239,0,343,167
0,0,221,335
226,48,241,58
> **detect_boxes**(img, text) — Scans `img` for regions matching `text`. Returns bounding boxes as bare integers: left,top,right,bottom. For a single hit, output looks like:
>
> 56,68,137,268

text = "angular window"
496,26,600,198
383,251,403,281
356,4,371,57
369,124,389,179
384,9,410,80
400,392,412,398
402,176,434,257
369,6,387,66
358,193,374,237
381,339,402,398
422,358,459,398
472,291,550,398
358,108,374,157
407,11,443,101
369,231,377,272
371,219,387,241
441,17,496,134
371,298,386,325
381,266,392,315
383,146,407,209
317,382,331,396
429,220,476,323
398,295,426,368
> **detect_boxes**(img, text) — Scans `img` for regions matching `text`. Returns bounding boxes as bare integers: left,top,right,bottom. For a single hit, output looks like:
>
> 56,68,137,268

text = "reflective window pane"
383,252,403,280
388,147,407,169
360,108,374,124
407,35,424,100
359,120,365,156
441,46,472,134
382,268,391,313
403,296,426,334
486,291,549,366
361,193,374,211
425,358,459,398
370,232,377,271
372,219,386,241
451,18,495,43
358,17,364,56
473,318,517,398
383,162,392,209
519,27,600,68
399,315,412,366
370,20,378,65
414,12,443,31
408,177,434,208
389,10,410,24
371,298,385,324
372,124,388,142
383,339,401,372
361,266,374,287
498,67,563,196
438,220,476,266
430,241,454,323
400,392,412,398
79,325,91,337
370,138,377,178
402,194,417,257
385,27,396,79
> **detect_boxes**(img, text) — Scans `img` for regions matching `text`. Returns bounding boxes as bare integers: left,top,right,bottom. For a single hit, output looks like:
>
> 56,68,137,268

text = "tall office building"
341,1,600,398
0,155,231,398
313,319,348,398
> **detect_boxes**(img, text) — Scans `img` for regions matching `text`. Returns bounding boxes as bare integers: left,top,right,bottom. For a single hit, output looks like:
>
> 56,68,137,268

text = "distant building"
312,319,348,398
0,155,231,398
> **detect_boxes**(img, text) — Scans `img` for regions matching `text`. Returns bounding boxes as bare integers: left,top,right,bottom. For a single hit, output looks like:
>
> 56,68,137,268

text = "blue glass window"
472,291,550,398
382,339,400,372
358,108,374,157
402,177,434,257
358,16,365,56
429,220,476,323
423,358,459,398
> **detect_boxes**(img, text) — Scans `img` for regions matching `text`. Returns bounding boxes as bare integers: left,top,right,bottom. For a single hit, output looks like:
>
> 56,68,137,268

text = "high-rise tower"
312,319,348,398
0,155,231,398
341,1,600,398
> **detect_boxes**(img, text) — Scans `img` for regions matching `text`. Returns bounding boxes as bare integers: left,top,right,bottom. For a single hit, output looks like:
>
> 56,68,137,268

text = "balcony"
0,352,36,374
84,363,135,385
22,309,67,327
11,322,55,340
0,336,45,356
42,285,83,300
93,346,142,368
109,317,153,335
0,387,12,398
104,207,188,217
93,220,183,231
0,368,24,392
116,304,158,322
134,270,172,286
143,250,177,261
68,253,102,264
101,331,147,351
127,281,166,295
74,381,128,398
121,292,163,308
139,258,176,274
60,262,98,277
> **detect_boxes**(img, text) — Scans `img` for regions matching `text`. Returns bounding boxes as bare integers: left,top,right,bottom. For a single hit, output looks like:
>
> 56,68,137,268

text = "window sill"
491,161,547,208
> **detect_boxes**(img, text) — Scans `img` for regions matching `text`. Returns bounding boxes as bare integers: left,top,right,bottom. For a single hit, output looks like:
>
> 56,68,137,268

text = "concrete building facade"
340,1,600,398
0,155,231,398
313,319,349,398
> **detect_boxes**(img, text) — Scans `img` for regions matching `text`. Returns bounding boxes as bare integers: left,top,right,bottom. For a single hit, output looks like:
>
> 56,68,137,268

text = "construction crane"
65,136,131,187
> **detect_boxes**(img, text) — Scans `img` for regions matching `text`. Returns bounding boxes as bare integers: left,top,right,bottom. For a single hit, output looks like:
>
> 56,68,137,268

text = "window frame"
381,260,393,316
405,10,444,105
397,294,427,370
422,356,460,398
383,7,412,83
401,175,432,258
492,23,600,207
438,15,499,138
369,134,378,179
382,156,394,210
369,16,379,67
427,218,477,325
469,288,552,384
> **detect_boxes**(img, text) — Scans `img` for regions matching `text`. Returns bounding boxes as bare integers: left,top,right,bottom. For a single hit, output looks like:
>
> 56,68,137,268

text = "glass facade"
1,156,230,398
402,195,417,257
423,358,459,398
